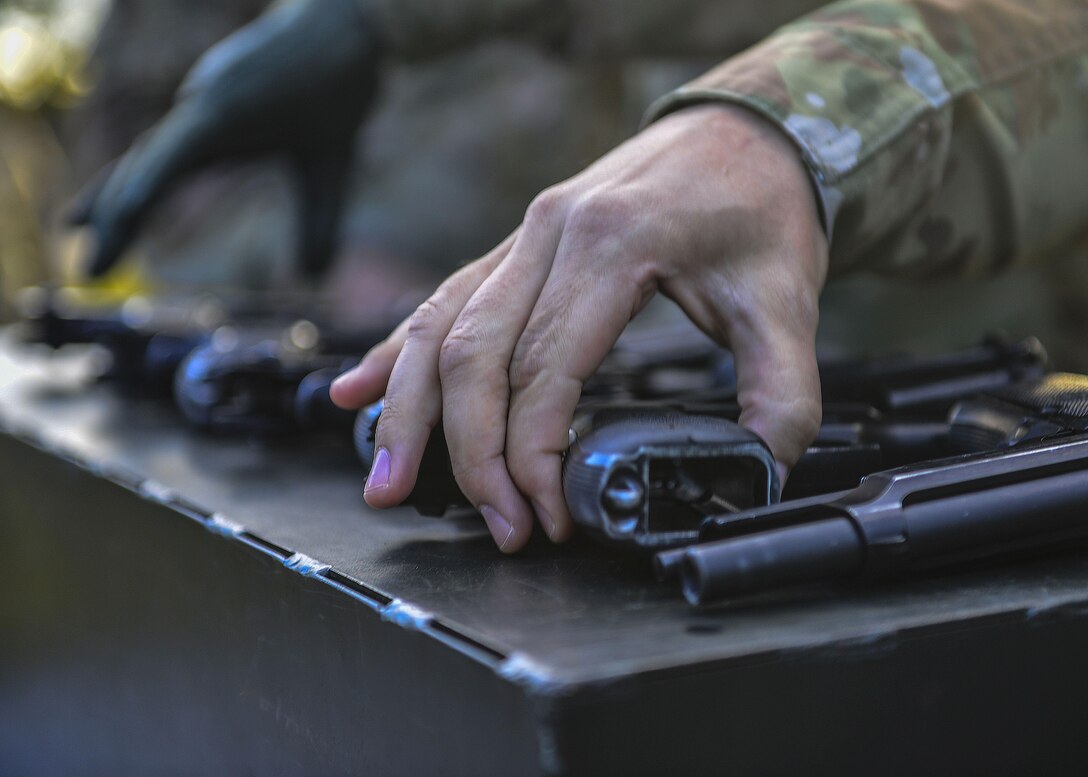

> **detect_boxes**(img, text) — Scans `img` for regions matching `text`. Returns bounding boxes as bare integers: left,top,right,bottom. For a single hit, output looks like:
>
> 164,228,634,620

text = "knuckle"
438,326,485,377
567,191,636,240
509,338,553,393
373,397,408,440
524,186,566,225
406,298,447,341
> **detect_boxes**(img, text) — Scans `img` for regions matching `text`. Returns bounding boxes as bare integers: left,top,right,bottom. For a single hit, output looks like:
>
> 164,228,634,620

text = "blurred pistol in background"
14,285,221,395
14,285,394,440
174,320,387,436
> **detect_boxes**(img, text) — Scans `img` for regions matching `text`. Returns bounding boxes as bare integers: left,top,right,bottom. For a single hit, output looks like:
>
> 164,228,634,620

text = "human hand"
72,0,381,278
331,103,829,552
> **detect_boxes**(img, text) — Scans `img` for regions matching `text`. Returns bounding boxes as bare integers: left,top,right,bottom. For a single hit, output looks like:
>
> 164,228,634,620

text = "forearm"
645,0,1088,278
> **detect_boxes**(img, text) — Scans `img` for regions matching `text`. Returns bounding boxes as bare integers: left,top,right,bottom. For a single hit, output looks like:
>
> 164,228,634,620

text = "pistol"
354,338,1040,533
558,337,1045,549
817,334,1045,413
658,373,1088,603
563,398,959,551
15,286,220,395
174,320,383,435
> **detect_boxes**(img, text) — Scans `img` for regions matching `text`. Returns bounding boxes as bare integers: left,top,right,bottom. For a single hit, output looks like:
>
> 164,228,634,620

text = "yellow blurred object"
0,11,82,111
61,260,156,308
53,225,156,299
0,0,112,321
0,105,55,318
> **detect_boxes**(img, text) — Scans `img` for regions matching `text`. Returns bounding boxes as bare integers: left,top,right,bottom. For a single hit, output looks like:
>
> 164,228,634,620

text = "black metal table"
3,330,1088,776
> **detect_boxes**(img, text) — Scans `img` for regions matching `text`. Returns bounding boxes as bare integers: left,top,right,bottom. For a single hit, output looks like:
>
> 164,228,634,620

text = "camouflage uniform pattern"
644,0,1088,279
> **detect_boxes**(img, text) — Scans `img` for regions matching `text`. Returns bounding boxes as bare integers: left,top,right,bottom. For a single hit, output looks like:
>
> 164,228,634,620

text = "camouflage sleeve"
363,0,829,60
643,0,1088,278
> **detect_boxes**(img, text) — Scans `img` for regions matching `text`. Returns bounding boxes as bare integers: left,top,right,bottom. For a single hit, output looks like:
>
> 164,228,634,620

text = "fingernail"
480,505,515,550
532,500,557,539
365,447,391,493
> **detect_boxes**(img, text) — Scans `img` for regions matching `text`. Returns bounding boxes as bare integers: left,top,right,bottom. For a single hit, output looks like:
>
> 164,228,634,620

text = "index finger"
438,207,563,552
505,254,653,543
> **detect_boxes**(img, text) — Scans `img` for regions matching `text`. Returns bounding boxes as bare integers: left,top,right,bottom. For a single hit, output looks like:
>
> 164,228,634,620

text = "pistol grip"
563,407,779,550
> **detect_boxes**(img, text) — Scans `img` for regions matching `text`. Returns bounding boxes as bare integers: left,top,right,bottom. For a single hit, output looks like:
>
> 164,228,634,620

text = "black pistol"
662,373,1088,603
175,320,383,435
16,286,218,395
353,338,1046,531
560,337,1045,550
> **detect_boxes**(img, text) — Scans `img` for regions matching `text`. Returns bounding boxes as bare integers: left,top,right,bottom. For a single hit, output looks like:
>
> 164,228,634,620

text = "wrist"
660,103,828,283
674,104,822,217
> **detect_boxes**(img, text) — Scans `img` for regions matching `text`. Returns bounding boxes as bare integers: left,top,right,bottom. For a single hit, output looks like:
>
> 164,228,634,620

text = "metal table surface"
4,329,1088,776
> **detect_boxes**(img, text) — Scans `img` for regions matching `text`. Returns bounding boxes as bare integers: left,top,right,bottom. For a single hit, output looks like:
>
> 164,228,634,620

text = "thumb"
731,309,822,483
667,251,825,480
290,139,354,279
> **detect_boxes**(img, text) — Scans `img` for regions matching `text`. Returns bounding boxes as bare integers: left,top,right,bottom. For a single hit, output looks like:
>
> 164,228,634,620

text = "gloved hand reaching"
72,0,382,278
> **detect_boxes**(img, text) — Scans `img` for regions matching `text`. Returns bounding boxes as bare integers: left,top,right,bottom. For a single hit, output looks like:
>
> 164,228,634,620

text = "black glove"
72,0,383,279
